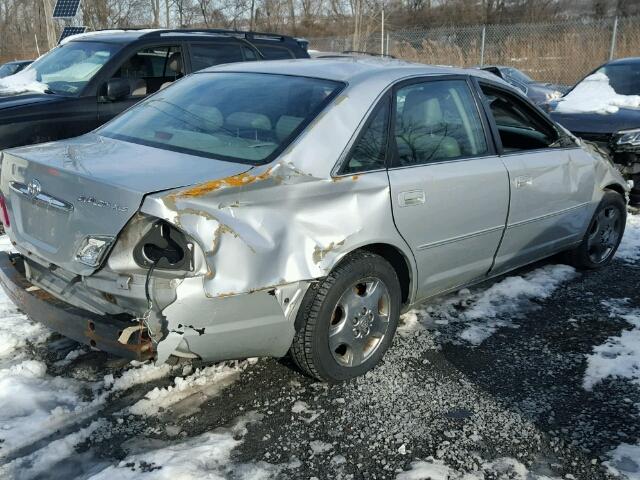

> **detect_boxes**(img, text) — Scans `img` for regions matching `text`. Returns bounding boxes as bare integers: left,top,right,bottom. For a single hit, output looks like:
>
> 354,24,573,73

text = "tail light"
0,194,9,228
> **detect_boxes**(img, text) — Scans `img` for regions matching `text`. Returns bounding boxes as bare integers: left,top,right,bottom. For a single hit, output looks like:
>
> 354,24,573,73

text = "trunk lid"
1,133,252,275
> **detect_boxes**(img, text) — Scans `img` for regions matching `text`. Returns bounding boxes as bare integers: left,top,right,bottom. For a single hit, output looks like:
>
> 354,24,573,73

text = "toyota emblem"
27,179,41,198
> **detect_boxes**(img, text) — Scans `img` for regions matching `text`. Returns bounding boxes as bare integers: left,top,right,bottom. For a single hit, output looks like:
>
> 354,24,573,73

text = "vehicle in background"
0,59,627,382
0,60,32,78
481,65,567,105
548,57,640,206
0,29,309,150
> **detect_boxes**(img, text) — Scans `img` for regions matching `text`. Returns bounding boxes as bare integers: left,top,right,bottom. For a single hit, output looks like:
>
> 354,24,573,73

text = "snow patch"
555,72,640,115
129,362,242,416
0,360,102,458
396,457,563,479
584,298,640,390
605,443,640,480
86,412,277,479
617,214,640,264
0,68,48,95
0,419,105,479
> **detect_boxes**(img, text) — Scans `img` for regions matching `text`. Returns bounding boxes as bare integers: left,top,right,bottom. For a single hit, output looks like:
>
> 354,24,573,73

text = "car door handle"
515,176,533,188
398,190,426,207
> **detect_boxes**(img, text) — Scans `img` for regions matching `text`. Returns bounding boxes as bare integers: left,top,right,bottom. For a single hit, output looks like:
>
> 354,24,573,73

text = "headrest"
188,105,223,130
402,89,445,129
226,112,272,132
167,52,183,75
276,115,303,141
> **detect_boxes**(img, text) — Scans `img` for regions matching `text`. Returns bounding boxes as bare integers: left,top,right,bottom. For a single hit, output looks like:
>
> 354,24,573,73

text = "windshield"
100,72,344,164
595,63,640,96
27,41,121,95
503,67,534,84
0,64,20,79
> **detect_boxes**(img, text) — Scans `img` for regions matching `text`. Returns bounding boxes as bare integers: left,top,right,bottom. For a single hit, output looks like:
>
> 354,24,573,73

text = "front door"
98,45,183,123
387,77,510,300
477,83,595,275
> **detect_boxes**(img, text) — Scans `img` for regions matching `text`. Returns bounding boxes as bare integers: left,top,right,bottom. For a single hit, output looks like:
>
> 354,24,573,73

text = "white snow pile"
396,457,563,480
0,68,48,95
583,298,640,390
129,361,246,416
605,443,640,480
555,71,640,115
617,214,640,264
400,264,577,345
84,412,279,480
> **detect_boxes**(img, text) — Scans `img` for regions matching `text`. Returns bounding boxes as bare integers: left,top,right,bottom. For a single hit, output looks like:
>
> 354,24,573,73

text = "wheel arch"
356,243,414,305
603,183,626,198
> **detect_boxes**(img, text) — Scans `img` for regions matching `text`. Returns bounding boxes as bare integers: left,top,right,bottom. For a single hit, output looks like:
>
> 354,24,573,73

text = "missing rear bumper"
0,252,153,361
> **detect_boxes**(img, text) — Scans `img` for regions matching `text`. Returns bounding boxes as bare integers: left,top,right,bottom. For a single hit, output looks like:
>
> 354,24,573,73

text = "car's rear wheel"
565,191,626,269
290,251,401,382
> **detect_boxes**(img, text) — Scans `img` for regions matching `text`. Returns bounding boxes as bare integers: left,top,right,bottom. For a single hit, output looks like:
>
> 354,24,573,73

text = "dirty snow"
397,457,563,480
85,412,278,480
128,362,244,416
584,299,640,391
555,71,640,115
0,68,48,95
605,443,640,480
400,264,577,345
618,214,640,264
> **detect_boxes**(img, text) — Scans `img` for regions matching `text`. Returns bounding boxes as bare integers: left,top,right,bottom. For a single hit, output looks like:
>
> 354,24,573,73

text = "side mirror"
105,78,130,101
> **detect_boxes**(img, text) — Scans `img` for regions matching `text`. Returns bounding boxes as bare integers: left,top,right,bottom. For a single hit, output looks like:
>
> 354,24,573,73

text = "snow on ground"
129,361,246,416
0,68,48,95
85,412,278,480
400,264,577,345
605,443,640,480
618,214,640,264
584,298,640,390
396,457,563,480
554,71,640,115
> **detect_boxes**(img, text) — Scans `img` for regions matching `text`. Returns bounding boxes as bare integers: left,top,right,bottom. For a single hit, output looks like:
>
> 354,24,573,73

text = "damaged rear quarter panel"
138,79,417,361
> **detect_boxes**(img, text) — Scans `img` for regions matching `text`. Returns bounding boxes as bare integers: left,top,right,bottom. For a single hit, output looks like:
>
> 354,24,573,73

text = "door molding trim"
507,202,590,229
417,224,505,251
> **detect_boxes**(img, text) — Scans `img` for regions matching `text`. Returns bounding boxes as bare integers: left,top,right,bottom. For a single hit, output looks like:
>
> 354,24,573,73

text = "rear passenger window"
190,44,246,71
480,85,559,152
393,80,487,166
257,46,295,60
343,97,389,173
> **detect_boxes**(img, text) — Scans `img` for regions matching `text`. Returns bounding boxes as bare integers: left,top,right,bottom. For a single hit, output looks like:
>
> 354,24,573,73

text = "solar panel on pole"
52,0,81,18
58,26,87,44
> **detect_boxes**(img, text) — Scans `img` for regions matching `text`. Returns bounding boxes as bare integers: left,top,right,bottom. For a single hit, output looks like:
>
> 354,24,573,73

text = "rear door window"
257,45,295,60
189,44,249,71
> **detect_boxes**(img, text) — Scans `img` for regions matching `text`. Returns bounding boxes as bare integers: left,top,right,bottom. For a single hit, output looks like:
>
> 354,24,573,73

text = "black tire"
290,250,402,382
564,191,626,269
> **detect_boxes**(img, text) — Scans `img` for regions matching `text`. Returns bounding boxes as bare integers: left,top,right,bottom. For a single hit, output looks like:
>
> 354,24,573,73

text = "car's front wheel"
290,251,401,382
565,190,626,269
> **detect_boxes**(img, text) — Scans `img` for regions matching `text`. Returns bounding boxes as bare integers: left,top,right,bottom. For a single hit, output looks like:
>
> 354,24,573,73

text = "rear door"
387,76,509,300
187,42,257,72
476,82,594,275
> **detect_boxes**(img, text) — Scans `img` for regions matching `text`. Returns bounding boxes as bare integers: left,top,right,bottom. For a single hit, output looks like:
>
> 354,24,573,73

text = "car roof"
605,57,640,66
203,57,499,84
63,28,303,46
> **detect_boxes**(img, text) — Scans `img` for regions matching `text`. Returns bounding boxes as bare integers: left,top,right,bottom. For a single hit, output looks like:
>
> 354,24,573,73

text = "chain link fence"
309,16,640,86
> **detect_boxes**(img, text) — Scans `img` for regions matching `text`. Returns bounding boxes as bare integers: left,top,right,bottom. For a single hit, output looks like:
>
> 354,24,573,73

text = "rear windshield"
100,72,344,164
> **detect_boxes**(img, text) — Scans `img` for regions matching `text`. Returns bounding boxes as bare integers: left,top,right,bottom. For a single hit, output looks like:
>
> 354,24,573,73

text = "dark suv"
0,29,309,150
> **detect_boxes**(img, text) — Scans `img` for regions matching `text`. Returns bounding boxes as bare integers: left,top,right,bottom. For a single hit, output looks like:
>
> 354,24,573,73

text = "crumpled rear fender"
141,161,414,299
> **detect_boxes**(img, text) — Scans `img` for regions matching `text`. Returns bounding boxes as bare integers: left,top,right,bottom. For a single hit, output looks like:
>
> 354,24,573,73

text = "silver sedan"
0,58,628,381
